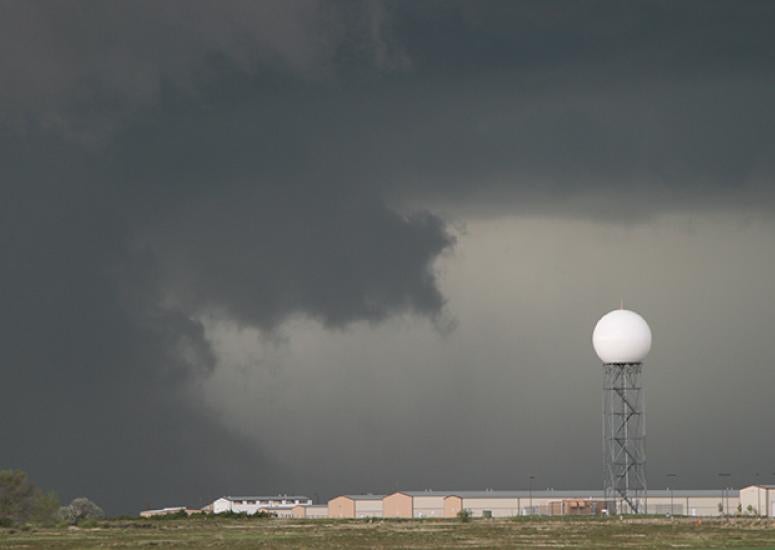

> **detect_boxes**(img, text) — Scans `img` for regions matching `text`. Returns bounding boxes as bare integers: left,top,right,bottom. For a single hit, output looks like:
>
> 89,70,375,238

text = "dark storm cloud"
150,193,450,328
0,134,279,510
0,1,444,513
2,0,775,513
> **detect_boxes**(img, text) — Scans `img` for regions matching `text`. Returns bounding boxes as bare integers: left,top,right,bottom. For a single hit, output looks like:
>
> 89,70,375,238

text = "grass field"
2,516,775,549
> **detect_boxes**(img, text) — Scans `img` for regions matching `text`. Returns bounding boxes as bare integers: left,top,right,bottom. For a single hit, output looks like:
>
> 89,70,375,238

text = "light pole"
718,473,731,516
529,475,535,516
666,473,678,516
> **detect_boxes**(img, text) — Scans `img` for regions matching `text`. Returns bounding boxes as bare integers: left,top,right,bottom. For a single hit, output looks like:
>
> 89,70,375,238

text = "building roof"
655,490,739,497
402,490,607,499
394,489,739,499
226,497,310,501
336,494,385,501
444,491,605,499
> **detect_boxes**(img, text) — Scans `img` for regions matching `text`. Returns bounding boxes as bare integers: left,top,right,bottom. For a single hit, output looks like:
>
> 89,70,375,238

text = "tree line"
0,469,103,527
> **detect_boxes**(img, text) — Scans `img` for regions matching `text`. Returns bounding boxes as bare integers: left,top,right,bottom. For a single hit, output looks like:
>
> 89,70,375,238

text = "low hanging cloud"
149,194,452,329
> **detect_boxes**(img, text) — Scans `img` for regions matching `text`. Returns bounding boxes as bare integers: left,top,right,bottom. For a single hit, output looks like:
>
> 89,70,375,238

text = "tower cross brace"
603,362,646,513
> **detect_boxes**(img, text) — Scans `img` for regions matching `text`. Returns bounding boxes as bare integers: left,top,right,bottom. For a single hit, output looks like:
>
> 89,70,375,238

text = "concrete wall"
383,493,413,518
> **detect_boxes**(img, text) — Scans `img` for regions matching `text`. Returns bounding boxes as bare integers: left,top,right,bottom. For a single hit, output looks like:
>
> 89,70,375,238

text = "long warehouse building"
327,489,744,519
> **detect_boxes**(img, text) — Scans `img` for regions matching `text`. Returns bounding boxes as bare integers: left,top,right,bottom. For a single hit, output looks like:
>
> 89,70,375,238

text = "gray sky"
2,1,775,514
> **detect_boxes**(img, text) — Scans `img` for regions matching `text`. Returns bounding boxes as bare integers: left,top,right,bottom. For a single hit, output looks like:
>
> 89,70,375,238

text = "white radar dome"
593,309,652,364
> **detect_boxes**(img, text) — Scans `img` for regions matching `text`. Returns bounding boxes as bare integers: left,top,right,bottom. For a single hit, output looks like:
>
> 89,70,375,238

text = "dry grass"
1,516,775,549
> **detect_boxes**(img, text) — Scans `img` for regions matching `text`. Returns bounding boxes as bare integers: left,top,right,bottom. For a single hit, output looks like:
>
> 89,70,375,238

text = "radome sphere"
593,309,652,364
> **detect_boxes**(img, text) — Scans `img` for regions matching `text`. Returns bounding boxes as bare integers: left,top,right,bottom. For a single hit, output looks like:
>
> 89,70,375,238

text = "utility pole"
666,473,677,516
718,473,731,516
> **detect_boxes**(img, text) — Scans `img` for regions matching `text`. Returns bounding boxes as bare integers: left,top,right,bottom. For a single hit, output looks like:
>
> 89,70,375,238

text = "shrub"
148,510,188,520
457,509,472,522
211,510,275,520
59,498,104,525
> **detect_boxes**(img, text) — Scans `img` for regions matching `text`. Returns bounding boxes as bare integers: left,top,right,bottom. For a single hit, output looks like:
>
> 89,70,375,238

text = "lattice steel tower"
593,308,652,514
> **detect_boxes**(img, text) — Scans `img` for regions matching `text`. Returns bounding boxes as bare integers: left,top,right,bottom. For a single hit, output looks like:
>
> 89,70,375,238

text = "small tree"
30,491,60,525
0,469,60,526
457,509,472,522
59,497,104,525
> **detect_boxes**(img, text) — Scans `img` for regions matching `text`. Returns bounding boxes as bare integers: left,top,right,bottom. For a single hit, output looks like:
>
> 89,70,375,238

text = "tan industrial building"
333,489,741,519
384,490,608,518
442,490,739,518
291,504,329,519
740,485,775,517
641,490,739,517
328,494,384,518
383,491,448,518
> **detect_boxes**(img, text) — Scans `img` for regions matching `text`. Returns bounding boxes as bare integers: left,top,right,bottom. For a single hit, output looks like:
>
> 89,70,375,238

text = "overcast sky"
2,1,775,514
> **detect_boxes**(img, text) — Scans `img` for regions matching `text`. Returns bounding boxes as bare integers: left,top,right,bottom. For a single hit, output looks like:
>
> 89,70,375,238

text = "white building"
140,506,189,518
211,495,312,515
740,485,775,517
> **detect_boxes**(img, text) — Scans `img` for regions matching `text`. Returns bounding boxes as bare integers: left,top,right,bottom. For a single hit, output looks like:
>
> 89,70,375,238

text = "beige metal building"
291,504,329,519
328,494,384,518
384,490,606,518
383,491,450,518
740,485,775,517
375,489,740,519
643,490,739,517
441,491,608,518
